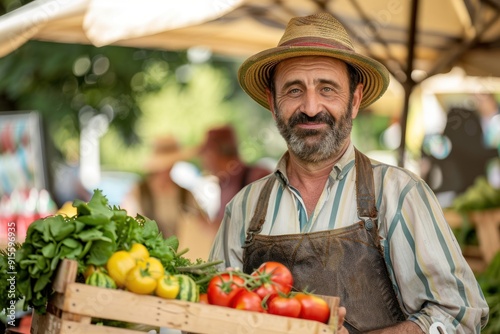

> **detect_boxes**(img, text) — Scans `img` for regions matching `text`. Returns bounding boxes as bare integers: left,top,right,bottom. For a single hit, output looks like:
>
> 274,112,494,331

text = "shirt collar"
274,142,356,186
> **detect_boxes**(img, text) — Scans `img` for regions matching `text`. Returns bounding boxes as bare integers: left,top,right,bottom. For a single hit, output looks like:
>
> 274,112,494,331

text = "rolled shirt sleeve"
378,174,489,333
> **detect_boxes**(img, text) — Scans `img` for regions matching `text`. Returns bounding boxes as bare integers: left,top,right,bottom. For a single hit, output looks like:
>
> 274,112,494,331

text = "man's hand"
366,321,425,333
337,306,348,334
337,308,424,334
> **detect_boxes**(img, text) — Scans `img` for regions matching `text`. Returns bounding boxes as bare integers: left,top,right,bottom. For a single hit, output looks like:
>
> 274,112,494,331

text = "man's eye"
322,87,333,92
289,88,301,94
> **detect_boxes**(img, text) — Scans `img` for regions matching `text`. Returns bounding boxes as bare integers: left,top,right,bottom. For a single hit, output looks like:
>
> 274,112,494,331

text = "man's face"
269,56,362,163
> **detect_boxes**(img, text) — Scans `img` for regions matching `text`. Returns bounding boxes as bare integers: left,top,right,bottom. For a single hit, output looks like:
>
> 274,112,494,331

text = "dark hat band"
280,37,353,52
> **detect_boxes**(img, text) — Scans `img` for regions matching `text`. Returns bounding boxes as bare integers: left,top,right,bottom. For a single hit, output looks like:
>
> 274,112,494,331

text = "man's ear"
351,83,363,119
266,88,276,119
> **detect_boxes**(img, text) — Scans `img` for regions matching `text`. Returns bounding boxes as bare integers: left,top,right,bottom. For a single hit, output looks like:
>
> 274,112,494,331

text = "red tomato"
230,289,264,312
207,273,246,307
293,293,331,324
198,293,209,304
253,282,281,303
251,262,293,296
267,295,301,318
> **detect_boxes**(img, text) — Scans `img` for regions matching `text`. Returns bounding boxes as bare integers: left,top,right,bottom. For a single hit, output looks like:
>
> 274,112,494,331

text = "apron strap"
243,176,275,247
354,148,378,223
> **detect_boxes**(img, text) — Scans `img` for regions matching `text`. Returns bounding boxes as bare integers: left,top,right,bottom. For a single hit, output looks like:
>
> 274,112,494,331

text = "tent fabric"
1,0,499,79
0,0,244,57
1,0,499,165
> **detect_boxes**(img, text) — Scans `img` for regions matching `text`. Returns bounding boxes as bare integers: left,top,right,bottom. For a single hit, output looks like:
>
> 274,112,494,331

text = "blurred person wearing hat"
208,13,488,334
198,125,271,226
120,136,212,260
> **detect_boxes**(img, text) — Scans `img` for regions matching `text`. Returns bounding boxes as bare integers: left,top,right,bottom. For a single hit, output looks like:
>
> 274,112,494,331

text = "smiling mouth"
289,111,334,129
296,122,326,130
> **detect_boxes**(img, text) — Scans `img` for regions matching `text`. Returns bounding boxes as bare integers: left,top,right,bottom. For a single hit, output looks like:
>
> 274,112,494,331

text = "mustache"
288,111,334,128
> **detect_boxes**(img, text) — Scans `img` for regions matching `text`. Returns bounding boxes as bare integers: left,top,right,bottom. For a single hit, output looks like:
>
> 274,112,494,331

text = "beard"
274,99,353,163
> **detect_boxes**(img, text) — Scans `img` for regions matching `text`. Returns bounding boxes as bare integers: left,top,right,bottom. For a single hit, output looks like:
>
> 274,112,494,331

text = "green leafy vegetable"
1,188,222,316
10,190,119,313
453,177,500,212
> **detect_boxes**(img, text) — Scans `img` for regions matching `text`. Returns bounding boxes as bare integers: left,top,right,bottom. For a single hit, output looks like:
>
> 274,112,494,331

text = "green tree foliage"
0,39,181,150
0,0,281,187
0,0,278,168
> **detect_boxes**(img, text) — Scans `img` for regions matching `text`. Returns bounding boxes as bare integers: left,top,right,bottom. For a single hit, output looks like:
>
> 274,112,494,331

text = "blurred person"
53,162,91,206
209,13,488,333
120,135,212,260
474,93,500,148
198,125,272,226
474,93,500,187
421,106,499,206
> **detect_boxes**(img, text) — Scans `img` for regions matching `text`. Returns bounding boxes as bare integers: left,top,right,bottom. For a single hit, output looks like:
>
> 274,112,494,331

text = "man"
421,106,498,207
121,135,200,236
199,125,271,225
209,13,489,333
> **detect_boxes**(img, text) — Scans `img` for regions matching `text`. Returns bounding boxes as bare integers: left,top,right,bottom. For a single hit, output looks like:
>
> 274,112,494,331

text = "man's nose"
301,91,323,117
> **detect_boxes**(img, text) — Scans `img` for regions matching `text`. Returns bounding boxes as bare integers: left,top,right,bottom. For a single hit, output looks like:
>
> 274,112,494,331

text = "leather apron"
242,149,405,333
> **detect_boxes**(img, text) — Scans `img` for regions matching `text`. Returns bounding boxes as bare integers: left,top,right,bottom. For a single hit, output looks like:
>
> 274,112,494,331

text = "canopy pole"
397,0,419,167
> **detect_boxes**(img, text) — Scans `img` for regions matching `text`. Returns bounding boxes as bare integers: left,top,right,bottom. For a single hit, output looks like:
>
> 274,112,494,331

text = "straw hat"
143,136,195,173
238,12,390,111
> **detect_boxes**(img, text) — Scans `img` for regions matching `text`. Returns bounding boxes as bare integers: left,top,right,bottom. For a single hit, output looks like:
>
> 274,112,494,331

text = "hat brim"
238,46,390,111
144,147,197,173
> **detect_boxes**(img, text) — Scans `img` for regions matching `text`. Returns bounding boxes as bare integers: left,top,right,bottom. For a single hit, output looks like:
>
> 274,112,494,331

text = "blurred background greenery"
0,0,395,188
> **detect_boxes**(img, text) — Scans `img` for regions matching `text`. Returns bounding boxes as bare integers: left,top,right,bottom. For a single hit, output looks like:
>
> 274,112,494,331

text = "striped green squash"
175,274,199,302
86,270,117,289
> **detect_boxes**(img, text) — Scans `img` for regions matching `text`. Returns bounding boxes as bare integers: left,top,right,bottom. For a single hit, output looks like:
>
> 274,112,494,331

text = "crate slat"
52,258,78,293
58,320,146,334
31,311,62,334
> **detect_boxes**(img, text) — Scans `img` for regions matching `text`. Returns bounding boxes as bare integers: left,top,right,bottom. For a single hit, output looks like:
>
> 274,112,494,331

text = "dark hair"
346,63,360,97
268,60,361,100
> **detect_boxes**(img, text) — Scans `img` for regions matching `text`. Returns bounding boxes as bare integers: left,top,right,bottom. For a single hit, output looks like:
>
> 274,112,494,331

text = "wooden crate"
31,259,339,334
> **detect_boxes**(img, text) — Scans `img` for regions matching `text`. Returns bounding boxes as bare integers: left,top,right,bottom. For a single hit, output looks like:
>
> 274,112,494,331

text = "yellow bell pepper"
106,250,136,288
124,257,165,295
156,275,180,299
129,243,150,261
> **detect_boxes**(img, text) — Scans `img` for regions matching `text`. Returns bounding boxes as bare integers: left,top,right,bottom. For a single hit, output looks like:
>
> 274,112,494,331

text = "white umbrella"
0,0,244,57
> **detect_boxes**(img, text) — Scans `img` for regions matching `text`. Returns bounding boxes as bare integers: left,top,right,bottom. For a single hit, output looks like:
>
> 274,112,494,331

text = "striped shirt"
209,143,489,333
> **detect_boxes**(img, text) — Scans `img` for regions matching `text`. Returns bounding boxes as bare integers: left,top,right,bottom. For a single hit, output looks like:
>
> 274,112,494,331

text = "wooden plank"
469,208,500,264
61,311,91,324
50,292,66,311
319,295,339,331
30,311,62,334
62,283,336,334
58,320,145,334
52,259,79,294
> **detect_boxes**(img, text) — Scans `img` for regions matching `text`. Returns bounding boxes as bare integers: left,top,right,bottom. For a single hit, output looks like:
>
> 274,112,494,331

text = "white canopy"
2,0,499,165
